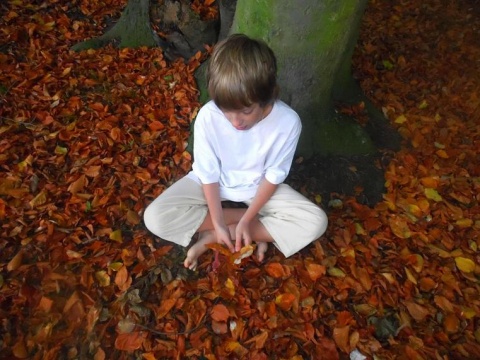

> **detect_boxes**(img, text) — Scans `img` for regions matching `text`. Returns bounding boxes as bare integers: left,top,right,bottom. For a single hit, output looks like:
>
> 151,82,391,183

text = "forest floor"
1,0,480,359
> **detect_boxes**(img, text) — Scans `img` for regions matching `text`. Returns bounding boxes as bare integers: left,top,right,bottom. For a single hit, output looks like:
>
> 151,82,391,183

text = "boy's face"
221,103,272,131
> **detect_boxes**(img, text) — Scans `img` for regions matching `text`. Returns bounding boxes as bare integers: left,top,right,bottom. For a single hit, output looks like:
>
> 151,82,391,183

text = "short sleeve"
191,107,221,184
264,113,302,184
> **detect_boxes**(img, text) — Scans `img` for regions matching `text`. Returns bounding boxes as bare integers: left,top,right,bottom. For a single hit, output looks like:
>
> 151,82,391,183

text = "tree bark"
230,0,399,157
71,0,164,52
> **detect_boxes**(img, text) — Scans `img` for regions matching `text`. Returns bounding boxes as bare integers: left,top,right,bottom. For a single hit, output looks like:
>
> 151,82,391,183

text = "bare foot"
184,230,216,270
256,242,268,262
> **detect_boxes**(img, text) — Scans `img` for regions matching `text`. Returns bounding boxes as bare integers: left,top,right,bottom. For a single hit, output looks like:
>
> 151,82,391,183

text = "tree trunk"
72,0,163,52
230,0,399,157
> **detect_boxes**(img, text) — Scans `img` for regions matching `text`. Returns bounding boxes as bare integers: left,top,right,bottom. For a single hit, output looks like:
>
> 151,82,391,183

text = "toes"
184,256,198,271
256,243,268,262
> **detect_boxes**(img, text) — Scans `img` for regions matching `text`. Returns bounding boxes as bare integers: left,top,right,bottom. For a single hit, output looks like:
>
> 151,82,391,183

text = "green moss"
232,0,275,40
314,113,376,156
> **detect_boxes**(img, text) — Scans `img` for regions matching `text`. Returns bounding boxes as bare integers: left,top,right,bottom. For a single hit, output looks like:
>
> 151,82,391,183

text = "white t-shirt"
186,100,301,202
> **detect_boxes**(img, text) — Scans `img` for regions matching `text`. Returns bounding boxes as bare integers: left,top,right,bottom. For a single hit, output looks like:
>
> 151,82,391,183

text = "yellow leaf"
29,191,47,208
425,188,442,202
460,307,477,319
455,257,475,273
355,223,367,235
381,272,397,285
418,99,428,109
224,278,235,296
395,114,407,124
407,204,423,218
328,267,346,278
55,145,68,155
108,262,124,271
456,218,473,228
95,271,111,287
405,267,417,284
109,229,123,243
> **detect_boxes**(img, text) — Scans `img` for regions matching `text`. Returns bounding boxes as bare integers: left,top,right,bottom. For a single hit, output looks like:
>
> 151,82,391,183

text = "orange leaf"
434,295,455,313
114,331,146,351
420,176,440,188
158,298,176,319
206,243,232,256
388,216,412,239
443,313,460,334
244,330,268,349
211,320,228,334
85,165,101,178
211,303,229,322
265,262,287,278
148,120,165,131
115,265,131,291
0,198,5,219
12,338,28,359
333,325,350,353
306,263,326,281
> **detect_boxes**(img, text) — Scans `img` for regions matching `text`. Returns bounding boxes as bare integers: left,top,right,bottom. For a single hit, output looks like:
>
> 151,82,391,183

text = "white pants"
143,177,328,257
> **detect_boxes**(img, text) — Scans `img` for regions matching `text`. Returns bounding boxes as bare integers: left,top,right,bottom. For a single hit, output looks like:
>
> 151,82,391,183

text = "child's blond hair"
207,34,279,110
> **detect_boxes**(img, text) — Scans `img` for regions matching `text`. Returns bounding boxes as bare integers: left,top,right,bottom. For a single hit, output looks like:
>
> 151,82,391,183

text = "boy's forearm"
243,178,277,222
202,182,225,228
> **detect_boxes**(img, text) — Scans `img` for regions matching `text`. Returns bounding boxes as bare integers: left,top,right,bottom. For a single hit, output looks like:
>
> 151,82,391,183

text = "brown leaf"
68,174,86,194
404,300,431,322
7,250,23,271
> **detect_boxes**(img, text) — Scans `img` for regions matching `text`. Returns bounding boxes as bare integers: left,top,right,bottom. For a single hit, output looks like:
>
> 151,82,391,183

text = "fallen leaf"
455,257,476,273
211,303,229,322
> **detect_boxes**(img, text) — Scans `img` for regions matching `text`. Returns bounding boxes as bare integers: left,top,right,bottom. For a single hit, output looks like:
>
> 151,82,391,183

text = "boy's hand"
235,219,252,252
215,225,235,253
